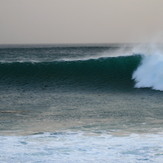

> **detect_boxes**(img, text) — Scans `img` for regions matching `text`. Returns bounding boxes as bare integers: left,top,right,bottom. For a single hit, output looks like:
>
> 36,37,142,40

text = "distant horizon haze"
1,0,163,44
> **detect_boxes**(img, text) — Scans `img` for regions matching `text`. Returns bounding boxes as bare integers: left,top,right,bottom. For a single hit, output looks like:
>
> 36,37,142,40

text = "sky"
0,0,163,44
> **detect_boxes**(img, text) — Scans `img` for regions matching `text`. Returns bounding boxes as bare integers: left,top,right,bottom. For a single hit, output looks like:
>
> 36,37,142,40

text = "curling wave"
1,51,163,91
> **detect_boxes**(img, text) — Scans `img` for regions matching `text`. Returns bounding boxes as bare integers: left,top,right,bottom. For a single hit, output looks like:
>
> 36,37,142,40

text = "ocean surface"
0,44,163,162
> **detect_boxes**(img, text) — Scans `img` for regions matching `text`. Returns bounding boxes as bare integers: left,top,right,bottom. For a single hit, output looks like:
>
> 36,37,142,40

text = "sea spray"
132,52,163,91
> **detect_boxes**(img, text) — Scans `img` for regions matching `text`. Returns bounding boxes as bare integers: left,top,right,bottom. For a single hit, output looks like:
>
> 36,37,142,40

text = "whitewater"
1,132,163,163
0,44,163,163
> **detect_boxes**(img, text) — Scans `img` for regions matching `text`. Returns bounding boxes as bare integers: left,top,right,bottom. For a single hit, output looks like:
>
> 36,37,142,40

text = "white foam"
0,132,163,163
132,48,163,91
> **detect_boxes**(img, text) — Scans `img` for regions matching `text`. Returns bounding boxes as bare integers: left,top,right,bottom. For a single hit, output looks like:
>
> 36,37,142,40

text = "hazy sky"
1,0,163,44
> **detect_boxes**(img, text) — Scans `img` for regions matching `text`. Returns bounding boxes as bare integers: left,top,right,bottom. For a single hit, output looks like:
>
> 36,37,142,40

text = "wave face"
0,55,141,90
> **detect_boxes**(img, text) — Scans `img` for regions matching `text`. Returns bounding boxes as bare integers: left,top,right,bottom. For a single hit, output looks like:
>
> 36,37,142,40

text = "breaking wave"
133,52,163,91
1,48,163,91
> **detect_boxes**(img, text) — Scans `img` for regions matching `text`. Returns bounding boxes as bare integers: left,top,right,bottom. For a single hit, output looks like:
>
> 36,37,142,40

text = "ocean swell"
0,55,141,89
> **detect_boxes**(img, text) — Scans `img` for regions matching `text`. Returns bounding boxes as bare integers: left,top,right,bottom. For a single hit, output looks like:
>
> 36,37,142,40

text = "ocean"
0,44,163,162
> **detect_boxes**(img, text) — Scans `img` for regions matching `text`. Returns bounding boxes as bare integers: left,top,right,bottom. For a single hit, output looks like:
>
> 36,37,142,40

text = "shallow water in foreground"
0,88,163,162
